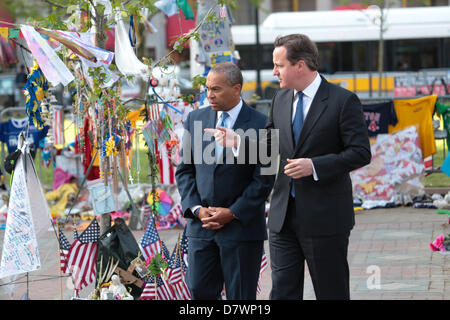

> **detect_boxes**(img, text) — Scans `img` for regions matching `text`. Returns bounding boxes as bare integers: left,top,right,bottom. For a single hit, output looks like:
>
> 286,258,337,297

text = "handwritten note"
0,155,41,278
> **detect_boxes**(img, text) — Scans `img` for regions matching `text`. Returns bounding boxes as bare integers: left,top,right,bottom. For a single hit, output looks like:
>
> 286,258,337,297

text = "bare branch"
42,0,67,9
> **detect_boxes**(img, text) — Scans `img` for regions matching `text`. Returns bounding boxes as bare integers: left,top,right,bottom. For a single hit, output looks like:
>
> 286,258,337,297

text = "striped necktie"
216,112,229,160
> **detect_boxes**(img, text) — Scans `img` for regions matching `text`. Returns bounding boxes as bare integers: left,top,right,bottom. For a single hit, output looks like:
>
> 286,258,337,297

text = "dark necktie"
292,91,304,145
291,92,304,197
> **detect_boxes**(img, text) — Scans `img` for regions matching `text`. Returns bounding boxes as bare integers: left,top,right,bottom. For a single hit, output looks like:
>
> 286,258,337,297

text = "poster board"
0,152,52,278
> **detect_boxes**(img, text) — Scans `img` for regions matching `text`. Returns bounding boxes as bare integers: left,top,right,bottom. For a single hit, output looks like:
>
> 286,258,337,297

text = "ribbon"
152,87,182,115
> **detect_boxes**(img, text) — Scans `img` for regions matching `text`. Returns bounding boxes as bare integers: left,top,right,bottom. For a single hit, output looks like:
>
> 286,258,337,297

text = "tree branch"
87,0,98,18
42,0,67,9
151,4,219,69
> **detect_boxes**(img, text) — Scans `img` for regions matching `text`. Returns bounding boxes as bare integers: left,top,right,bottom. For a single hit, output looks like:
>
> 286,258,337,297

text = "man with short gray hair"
175,62,275,299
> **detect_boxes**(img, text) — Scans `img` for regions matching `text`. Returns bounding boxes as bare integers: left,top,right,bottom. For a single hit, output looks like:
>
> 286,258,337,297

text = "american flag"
167,240,191,300
66,219,100,292
155,141,175,185
140,275,176,300
180,228,189,272
148,104,160,121
169,203,185,227
257,251,268,295
58,228,71,274
140,214,163,260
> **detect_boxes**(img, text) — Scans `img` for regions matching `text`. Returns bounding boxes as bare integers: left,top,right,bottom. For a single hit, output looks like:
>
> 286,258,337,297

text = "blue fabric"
215,112,229,160
292,92,304,145
0,118,49,154
441,153,450,177
291,92,303,197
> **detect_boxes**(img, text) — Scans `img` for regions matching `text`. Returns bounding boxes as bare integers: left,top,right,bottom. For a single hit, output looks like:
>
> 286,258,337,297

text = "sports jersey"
363,101,398,137
436,101,450,151
0,117,49,154
388,95,437,159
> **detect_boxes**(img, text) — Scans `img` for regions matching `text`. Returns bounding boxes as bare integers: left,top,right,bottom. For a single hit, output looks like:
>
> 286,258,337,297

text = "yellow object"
0,27,8,39
361,181,376,194
388,95,437,159
146,189,163,205
45,183,78,218
105,136,118,157
126,105,145,128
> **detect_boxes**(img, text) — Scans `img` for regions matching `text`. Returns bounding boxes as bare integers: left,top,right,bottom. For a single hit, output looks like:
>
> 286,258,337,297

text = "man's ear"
233,83,242,96
297,60,305,72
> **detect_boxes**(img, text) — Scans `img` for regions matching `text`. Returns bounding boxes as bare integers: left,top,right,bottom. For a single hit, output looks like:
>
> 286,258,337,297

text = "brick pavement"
0,207,449,300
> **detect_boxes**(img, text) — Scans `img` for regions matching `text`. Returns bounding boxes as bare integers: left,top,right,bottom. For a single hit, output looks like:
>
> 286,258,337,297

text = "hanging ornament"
24,60,51,129
150,77,159,87
220,5,227,18
103,134,121,157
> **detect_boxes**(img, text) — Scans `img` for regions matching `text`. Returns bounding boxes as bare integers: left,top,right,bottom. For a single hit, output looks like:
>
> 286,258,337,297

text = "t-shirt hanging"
0,118,49,154
388,95,437,159
363,101,398,137
436,101,450,151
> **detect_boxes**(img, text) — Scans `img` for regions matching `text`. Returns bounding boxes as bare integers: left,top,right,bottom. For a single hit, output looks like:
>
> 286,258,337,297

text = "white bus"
230,6,450,99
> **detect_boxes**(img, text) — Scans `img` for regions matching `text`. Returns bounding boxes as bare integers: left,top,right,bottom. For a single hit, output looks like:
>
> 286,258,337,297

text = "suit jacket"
175,102,275,242
267,76,371,236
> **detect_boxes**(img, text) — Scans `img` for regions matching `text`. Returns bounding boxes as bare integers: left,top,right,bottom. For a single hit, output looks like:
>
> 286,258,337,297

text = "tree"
358,0,429,96
3,0,234,235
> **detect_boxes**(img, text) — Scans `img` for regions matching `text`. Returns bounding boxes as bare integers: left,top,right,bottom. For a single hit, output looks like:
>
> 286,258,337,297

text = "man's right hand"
204,127,239,149
197,207,222,230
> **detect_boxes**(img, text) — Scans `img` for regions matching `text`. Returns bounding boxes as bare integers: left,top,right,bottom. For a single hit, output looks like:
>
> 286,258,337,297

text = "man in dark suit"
266,34,371,300
175,62,274,300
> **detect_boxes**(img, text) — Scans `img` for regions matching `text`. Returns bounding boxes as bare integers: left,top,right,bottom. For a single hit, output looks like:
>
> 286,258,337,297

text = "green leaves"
192,74,206,89
146,252,169,278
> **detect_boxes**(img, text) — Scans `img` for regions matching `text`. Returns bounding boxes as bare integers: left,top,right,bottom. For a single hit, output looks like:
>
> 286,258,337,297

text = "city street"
0,206,449,300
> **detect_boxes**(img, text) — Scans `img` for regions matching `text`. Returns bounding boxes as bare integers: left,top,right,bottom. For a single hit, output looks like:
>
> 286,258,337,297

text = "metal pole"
255,5,263,98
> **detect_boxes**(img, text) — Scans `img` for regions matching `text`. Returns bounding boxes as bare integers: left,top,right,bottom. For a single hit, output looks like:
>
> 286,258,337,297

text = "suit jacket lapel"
213,102,251,167
203,107,217,152
232,101,251,131
279,90,295,152
294,77,329,154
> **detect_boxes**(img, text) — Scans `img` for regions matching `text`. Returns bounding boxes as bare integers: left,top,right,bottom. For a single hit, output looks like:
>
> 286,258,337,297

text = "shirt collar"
294,72,322,99
217,99,243,123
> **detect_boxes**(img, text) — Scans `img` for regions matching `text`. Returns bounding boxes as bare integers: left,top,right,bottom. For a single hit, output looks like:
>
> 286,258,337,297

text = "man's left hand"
201,207,236,230
284,158,313,179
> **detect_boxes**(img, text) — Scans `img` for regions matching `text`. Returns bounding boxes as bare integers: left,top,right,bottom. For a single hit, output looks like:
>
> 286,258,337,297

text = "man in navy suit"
175,62,275,300
214,35,371,300
267,34,371,300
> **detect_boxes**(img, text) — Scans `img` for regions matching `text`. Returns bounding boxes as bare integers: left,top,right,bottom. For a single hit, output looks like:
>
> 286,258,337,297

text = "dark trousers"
186,237,263,300
269,196,350,300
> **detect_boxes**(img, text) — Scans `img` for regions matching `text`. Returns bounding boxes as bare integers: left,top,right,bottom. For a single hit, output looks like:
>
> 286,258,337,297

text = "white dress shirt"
191,99,243,216
216,99,243,130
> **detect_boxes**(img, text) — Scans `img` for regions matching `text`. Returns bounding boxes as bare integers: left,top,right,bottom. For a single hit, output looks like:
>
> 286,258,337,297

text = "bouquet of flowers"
429,234,450,252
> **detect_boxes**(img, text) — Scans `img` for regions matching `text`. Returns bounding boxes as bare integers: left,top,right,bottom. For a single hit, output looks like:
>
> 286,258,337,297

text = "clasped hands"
197,207,235,230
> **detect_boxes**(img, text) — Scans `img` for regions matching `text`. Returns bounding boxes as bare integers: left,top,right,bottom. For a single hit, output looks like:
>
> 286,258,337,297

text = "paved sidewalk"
257,207,450,300
0,207,449,300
